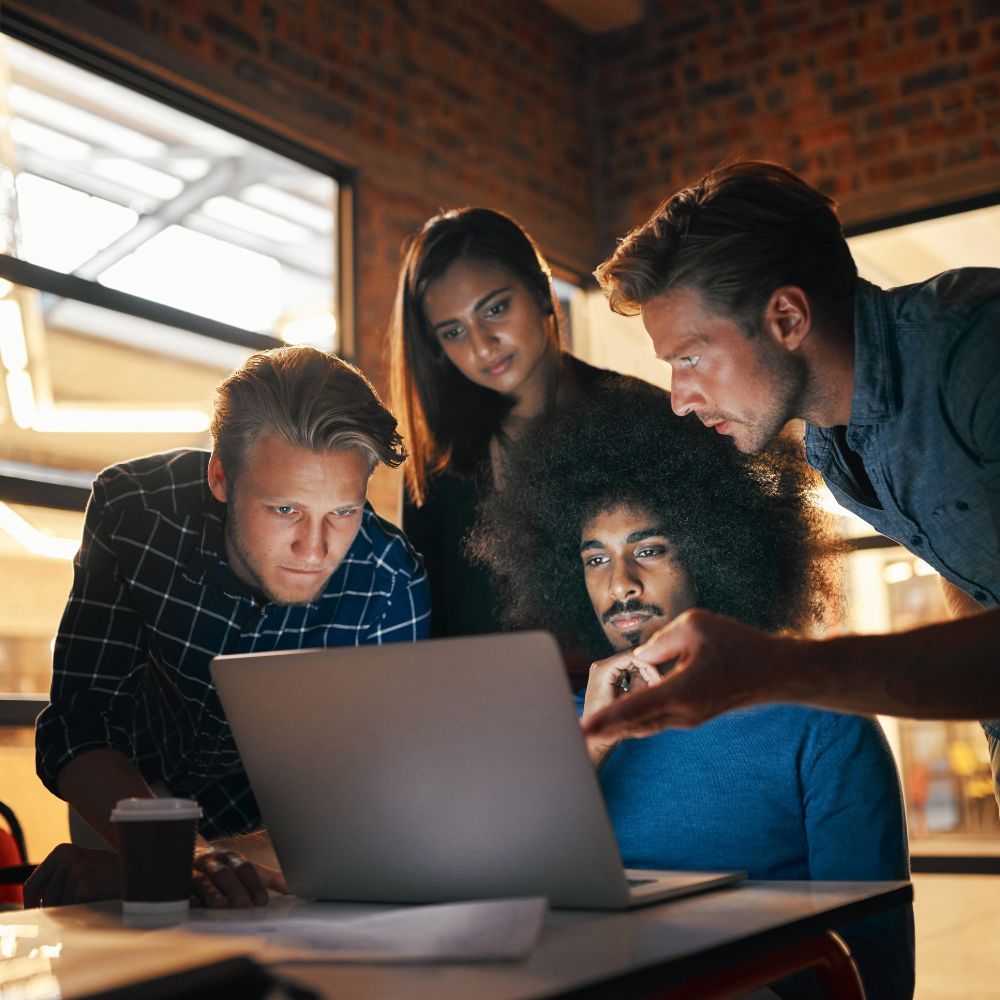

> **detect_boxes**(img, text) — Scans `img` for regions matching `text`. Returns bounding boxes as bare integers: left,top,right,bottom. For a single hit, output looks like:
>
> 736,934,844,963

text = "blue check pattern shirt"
805,269,1000,743
36,449,429,838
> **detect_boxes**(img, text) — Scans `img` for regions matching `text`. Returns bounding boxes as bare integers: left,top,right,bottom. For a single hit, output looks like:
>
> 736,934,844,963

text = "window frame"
0,13,356,724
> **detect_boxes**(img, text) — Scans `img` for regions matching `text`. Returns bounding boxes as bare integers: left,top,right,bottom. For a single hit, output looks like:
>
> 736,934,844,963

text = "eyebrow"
430,286,513,334
579,527,668,553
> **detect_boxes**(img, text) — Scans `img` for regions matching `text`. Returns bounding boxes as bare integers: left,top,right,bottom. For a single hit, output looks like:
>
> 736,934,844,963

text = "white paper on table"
183,896,548,963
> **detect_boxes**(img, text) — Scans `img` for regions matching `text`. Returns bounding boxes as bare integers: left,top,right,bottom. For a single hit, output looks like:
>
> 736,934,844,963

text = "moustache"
601,598,665,625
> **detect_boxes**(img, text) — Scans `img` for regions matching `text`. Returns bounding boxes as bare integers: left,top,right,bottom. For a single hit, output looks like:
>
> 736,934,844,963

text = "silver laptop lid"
211,632,633,907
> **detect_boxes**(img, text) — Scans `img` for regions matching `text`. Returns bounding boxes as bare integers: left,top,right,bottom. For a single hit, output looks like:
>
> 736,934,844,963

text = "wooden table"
0,879,911,999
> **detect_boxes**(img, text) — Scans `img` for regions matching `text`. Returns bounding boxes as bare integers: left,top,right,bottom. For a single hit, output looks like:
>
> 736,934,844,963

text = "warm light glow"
0,502,79,559
0,293,208,433
5,370,36,429
0,923,39,959
883,560,914,585
27,943,62,960
0,299,28,371
0,279,13,299
280,311,336,350
30,408,210,434
913,559,936,577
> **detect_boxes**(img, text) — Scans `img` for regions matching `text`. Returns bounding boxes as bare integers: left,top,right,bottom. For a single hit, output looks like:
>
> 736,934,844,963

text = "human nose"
670,372,703,417
468,319,500,358
609,559,641,601
292,519,328,563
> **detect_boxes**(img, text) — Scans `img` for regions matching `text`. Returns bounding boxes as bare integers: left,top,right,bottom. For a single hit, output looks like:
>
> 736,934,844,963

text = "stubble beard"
734,349,809,454
225,512,329,607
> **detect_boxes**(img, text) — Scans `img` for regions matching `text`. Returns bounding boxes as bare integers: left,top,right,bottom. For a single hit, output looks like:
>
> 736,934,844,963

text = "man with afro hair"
471,379,913,1000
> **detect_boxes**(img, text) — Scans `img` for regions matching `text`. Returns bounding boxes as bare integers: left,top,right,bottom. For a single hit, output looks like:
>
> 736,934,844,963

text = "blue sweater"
580,700,915,999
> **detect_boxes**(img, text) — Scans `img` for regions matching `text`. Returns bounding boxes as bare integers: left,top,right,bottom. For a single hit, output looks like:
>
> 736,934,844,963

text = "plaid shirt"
36,449,429,838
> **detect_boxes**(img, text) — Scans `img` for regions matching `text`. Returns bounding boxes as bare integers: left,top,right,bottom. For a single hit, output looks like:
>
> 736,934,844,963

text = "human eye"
272,505,298,517
636,544,667,559
582,553,608,568
332,506,361,519
484,297,509,318
437,324,464,342
678,355,700,369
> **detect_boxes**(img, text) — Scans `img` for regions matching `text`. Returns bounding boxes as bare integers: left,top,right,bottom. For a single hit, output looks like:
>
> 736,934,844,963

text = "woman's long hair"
387,207,560,506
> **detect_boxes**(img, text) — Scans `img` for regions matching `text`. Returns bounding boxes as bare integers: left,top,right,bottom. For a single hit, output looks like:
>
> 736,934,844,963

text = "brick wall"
9,0,1000,364
595,0,1000,251
9,0,597,386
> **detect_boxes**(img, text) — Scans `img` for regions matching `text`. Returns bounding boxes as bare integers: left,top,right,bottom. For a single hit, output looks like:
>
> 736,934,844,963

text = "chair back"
0,800,27,905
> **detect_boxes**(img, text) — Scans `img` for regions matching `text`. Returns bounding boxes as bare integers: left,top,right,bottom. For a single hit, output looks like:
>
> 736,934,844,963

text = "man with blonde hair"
29,346,429,908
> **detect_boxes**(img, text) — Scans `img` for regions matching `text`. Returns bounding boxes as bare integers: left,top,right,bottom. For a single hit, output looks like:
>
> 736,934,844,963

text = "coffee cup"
110,797,202,927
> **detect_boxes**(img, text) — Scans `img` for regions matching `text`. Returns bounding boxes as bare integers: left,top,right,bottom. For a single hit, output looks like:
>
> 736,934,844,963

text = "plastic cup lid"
110,797,203,822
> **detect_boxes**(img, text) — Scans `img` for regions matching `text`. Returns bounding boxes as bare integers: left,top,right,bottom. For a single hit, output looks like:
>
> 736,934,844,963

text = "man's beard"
602,598,665,650
735,343,809,454
226,514,328,606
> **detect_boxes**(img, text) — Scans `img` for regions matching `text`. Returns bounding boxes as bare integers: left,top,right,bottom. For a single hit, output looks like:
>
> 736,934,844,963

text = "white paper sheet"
183,896,548,963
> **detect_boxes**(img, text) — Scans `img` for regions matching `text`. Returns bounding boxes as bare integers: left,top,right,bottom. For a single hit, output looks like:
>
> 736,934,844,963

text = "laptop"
210,631,745,910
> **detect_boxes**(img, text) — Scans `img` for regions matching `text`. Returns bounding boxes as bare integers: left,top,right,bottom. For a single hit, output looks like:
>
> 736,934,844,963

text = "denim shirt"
805,269,1000,739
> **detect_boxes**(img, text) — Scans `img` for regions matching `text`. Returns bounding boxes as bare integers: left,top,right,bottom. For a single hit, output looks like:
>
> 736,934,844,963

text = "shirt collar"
848,278,899,426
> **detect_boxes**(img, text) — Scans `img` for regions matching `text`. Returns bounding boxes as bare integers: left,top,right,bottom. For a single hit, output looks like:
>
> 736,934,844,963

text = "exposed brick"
203,12,260,52
830,86,878,113
95,0,143,25
957,29,981,52
901,63,970,95
269,38,321,81
817,71,837,92
9,0,999,383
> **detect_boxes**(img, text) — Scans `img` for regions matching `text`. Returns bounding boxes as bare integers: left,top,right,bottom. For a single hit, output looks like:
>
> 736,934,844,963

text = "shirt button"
976,591,988,601
955,501,969,511
910,536,923,546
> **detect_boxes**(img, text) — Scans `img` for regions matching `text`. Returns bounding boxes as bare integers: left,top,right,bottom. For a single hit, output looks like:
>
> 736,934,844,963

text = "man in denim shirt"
584,160,1000,806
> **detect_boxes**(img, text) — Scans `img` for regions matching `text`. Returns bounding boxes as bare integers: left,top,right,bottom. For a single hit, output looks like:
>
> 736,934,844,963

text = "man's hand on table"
24,844,120,908
192,844,288,908
23,842,288,909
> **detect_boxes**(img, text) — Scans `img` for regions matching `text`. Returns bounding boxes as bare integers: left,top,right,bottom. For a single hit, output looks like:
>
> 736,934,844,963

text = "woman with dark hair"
388,207,643,638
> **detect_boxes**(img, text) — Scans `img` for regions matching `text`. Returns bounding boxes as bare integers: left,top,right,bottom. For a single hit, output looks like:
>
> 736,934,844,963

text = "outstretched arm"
581,607,1000,742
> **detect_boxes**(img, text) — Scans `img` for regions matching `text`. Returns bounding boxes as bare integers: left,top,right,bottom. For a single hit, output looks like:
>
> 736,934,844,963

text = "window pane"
1,34,338,349
0,281,249,473
0,503,80,695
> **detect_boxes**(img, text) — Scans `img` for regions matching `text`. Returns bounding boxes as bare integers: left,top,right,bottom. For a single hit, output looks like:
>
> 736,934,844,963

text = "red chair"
0,801,30,905
648,930,865,999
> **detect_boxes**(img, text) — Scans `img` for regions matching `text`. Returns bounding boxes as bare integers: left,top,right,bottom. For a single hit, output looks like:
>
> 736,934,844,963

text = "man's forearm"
777,608,1000,719
56,748,154,848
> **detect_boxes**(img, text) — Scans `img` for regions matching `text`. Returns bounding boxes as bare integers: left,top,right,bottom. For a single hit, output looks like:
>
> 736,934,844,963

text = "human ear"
763,286,811,351
207,452,229,503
